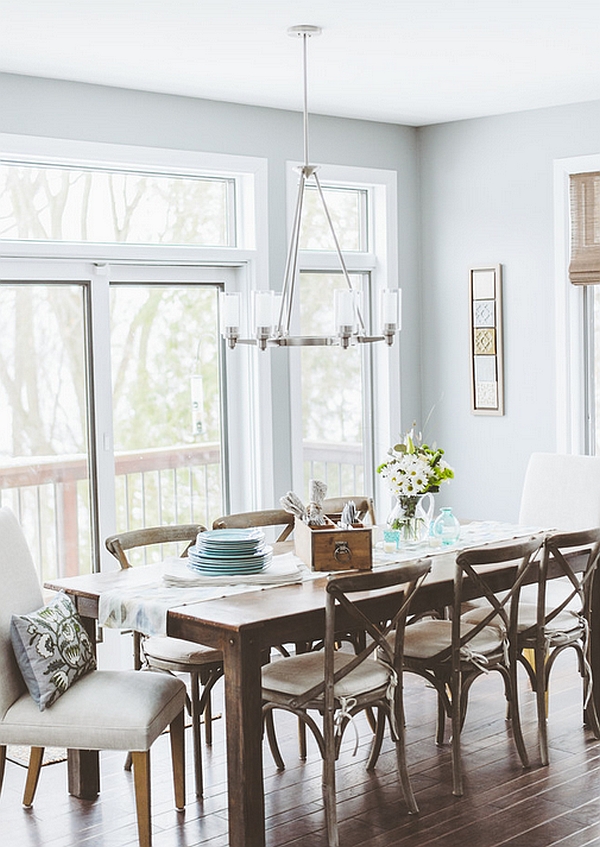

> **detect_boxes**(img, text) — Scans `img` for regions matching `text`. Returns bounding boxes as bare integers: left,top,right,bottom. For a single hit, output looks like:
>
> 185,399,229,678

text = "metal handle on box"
334,541,352,563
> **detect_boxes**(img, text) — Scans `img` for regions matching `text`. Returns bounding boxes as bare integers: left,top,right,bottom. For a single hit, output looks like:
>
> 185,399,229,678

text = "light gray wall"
419,100,600,521
0,73,420,504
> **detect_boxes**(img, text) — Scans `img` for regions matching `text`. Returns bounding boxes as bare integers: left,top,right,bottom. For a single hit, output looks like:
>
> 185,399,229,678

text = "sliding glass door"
0,263,232,579
0,281,94,580
109,282,224,564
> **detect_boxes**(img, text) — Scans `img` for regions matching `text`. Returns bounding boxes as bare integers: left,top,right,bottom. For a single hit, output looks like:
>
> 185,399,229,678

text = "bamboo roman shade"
570,172,600,285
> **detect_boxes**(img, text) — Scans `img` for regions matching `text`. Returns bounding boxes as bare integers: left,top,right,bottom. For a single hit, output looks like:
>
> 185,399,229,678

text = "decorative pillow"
10,591,96,711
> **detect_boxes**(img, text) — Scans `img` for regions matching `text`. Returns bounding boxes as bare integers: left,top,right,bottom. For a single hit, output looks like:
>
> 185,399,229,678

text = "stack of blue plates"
187,528,273,575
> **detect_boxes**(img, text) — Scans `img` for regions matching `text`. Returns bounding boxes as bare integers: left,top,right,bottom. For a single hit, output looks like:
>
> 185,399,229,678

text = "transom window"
299,185,368,252
0,162,235,246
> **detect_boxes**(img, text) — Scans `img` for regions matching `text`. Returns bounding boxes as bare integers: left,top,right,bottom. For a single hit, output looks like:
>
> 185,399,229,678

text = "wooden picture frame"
469,265,504,415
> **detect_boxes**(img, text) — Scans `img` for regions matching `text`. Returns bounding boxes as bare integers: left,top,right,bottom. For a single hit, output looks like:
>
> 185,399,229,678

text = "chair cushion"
462,603,584,638
0,669,186,750
10,592,96,711
403,619,504,660
262,651,390,701
143,635,222,666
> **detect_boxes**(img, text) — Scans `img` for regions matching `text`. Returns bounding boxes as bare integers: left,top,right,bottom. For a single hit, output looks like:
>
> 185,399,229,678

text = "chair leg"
169,710,186,811
190,671,203,797
131,751,152,847
124,751,133,771
366,706,386,771
204,689,213,747
323,701,339,847
535,643,550,767
450,673,463,797
506,650,530,770
264,708,286,770
23,747,44,807
436,691,446,745
393,696,419,815
298,718,308,760
0,745,6,796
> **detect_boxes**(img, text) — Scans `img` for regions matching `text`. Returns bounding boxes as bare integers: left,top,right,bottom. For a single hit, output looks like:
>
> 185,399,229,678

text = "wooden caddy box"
294,516,373,572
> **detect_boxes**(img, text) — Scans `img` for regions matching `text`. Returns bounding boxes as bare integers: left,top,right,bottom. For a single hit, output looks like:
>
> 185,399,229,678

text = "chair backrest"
447,536,544,663
519,453,600,530
292,560,431,709
105,523,206,569
538,527,600,627
212,509,294,541
322,496,376,526
0,507,44,718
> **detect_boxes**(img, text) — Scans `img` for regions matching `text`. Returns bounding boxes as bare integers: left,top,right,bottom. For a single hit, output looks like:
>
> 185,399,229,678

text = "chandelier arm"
313,171,367,334
283,170,308,335
278,169,307,334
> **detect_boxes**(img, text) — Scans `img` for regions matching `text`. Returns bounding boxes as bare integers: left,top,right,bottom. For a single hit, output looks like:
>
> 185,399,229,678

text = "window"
556,157,600,454
288,163,399,509
0,136,266,577
299,271,368,495
299,186,367,252
0,162,235,246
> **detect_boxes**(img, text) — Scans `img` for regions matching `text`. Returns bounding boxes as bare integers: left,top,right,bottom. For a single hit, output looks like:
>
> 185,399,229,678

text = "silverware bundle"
280,479,328,526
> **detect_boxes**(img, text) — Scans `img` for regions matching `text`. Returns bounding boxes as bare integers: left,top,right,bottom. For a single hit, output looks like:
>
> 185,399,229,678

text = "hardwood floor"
3,651,600,847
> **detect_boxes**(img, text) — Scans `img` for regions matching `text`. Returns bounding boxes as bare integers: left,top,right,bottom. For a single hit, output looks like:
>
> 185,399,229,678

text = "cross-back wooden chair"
212,508,294,540
105,523,222,798
262,560,431,847
403,536,542,797
322,495,376,526
515,527,600,765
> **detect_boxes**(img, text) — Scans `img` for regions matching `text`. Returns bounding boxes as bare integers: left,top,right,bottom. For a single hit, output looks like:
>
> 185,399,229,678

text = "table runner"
98,522,545,637
98,552,306,636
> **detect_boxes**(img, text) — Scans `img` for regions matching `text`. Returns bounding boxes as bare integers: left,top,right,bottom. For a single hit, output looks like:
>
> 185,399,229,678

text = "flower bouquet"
378,427,454,544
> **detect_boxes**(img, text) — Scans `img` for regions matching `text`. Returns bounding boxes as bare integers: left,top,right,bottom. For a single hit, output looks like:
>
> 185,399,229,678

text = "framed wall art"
469,264,504,416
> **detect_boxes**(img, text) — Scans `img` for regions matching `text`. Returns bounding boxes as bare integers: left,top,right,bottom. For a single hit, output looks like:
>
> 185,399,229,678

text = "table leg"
67,750,100,799
223,629,265,847
67,612,100,798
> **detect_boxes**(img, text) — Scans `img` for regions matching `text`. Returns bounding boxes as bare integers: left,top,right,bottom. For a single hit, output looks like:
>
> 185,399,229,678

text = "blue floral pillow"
10,592,96,710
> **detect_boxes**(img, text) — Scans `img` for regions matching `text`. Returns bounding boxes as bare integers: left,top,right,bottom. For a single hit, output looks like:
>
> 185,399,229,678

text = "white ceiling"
2,0,600,126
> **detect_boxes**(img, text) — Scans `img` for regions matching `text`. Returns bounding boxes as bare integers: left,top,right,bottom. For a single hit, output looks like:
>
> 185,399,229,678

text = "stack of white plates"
187,528,273,576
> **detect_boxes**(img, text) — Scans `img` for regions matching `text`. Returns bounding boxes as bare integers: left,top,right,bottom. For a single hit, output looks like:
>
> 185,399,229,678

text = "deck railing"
0,441,364,582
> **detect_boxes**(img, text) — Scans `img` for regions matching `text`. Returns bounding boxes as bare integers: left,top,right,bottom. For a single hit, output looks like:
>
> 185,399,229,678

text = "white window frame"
286,161,400,513
554,153,600,454
0,133,275,530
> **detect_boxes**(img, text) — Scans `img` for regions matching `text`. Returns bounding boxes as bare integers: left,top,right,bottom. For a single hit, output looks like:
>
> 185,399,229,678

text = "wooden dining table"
45,533,599,847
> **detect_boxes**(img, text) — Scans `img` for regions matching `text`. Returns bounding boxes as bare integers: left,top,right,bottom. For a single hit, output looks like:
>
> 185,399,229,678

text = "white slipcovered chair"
0,508,186,847
519,452,600,529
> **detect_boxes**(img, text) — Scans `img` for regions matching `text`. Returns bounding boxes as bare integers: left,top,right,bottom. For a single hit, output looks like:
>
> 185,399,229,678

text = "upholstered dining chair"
403,537,541,797
515,528,600,765
0,507,186,847
519,452,600,529
105,523,223,797
262,559,431,847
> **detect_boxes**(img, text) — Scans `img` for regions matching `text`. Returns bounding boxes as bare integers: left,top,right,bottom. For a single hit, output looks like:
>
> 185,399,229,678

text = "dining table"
44,522,597,847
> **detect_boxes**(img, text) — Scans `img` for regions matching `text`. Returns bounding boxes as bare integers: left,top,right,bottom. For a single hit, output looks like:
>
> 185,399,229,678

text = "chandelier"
221,25,401,351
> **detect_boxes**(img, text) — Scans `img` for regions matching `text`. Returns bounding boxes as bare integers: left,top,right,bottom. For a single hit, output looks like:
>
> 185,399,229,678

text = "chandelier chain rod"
302,32,310,168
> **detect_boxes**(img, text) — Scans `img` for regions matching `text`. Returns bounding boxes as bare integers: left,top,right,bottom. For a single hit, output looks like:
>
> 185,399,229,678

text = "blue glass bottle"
432,507,461,546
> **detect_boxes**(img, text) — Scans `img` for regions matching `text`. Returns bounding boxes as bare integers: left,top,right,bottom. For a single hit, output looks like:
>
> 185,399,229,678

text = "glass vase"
386,493,434,546
431,506,461,546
